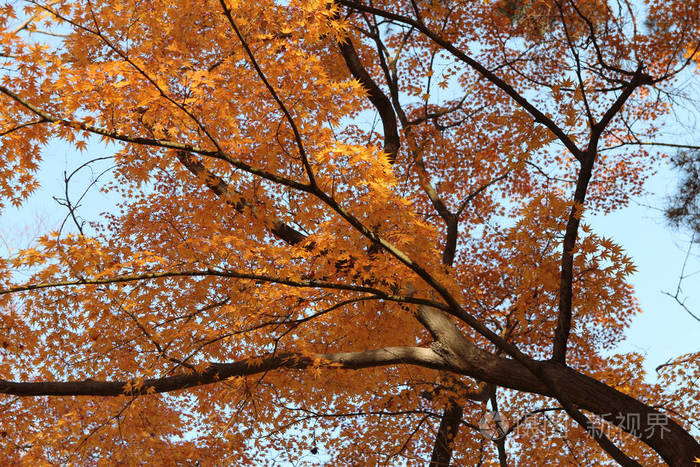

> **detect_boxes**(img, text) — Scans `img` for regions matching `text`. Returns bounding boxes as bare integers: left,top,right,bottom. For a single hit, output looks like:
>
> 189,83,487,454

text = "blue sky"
589,165,699,380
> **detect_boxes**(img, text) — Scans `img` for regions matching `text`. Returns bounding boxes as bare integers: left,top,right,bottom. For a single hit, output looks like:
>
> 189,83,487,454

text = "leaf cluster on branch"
0,0,698,464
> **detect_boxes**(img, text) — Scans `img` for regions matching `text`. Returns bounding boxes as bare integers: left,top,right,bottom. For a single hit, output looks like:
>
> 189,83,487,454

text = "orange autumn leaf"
0,0,698,464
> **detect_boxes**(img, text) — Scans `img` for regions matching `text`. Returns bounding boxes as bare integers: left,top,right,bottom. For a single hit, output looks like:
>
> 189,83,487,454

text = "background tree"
0,0,699,464
667,149,700,236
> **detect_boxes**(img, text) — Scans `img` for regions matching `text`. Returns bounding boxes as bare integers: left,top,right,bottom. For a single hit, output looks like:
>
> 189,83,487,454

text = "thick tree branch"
1,332,696,463
174,151,307,245
415,304,697,465
337,0,585,161
337,36,400,163
489,394,509,467
552,67,653,363
0,347,450,396
429,401,463,466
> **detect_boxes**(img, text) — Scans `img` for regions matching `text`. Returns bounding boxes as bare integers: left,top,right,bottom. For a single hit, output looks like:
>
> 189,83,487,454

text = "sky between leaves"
0,0,699,464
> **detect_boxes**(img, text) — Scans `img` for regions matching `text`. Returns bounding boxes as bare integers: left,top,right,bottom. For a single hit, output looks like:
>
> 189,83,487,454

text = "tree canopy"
0,0,699,464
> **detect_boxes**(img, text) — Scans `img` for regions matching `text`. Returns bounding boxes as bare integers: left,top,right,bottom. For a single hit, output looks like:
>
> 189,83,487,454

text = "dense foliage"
1,0,698,464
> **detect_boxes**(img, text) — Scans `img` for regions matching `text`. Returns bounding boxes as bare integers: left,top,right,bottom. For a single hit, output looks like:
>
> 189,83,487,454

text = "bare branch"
0,84,312,192
662,235,700,322
0,268,448,310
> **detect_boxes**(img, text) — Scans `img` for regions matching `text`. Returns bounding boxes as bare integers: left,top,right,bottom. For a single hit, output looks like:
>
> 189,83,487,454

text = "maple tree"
0,0,699,464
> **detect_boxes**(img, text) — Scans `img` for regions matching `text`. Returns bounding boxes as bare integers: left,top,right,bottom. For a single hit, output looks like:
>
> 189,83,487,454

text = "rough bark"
429,402,464,466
